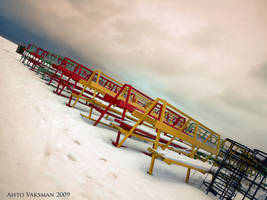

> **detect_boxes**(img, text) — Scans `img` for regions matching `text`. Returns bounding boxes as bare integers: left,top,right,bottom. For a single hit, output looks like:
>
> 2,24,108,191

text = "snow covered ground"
0,36,218,200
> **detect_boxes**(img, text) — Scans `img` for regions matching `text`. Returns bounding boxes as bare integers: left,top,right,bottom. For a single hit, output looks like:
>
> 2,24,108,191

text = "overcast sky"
0,0,266,151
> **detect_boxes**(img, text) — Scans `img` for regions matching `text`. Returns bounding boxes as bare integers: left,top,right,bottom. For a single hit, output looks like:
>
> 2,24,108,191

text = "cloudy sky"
0,0,266,151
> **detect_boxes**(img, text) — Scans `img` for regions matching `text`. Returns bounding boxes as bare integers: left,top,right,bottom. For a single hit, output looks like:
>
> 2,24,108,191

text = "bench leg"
185,169,191,183
148,129,161,175
117,132,131,148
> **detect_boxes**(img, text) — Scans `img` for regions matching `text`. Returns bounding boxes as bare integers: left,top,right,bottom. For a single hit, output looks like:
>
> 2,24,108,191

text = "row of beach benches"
18,44,224,183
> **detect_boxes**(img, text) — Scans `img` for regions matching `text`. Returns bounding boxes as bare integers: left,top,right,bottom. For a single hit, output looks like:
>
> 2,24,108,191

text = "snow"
0,36,216,200
156,149,211,171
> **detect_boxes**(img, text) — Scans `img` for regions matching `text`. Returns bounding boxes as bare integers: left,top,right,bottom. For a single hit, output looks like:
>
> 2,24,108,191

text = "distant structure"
16,44,25,55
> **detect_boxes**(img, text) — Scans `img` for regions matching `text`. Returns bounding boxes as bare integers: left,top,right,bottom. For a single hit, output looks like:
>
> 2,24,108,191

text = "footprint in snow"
73,140,81,145
108,172,118,180
44,144,51,157
99,157,108,162
67,154,77,161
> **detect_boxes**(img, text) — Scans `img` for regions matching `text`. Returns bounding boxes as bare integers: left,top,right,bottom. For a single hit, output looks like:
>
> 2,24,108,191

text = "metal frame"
203,138,266,200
